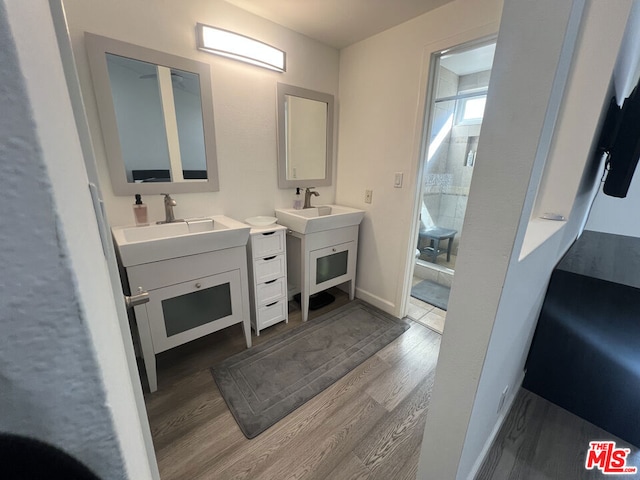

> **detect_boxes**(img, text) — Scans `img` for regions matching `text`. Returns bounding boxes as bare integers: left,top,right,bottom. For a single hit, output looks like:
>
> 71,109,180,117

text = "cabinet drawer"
257,298,287,329
251,229,285,258
254,254,286,283
256,276,287,305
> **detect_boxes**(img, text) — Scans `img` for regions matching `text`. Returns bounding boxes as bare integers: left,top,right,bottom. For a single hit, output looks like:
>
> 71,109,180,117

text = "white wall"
418,1,632,478
336,0,503,315
63,0,340,227
2,1,155,478
587,167,640,237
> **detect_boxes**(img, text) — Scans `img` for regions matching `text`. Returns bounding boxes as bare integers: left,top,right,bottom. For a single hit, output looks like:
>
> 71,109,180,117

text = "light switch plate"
394,172,403,188
365,189,373,204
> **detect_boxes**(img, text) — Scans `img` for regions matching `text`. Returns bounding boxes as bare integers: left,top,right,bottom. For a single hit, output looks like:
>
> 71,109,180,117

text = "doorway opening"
408,38,496,331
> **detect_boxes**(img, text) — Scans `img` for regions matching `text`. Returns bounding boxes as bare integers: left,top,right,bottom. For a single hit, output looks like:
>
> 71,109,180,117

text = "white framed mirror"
277,83,334,188
85,33,219,195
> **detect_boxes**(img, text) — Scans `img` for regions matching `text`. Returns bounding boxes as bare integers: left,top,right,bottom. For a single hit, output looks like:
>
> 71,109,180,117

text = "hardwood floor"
144,289,441,479
143,292,640,479
477,388,640,480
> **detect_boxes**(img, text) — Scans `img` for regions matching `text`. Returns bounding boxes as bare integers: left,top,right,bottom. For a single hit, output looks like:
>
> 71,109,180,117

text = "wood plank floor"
143,291,640,480
477,388,640,480
144,289,441,480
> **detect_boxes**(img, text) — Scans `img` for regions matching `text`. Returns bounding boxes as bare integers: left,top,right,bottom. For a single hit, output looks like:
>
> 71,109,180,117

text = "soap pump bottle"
133,194,148,226
293,187,303,210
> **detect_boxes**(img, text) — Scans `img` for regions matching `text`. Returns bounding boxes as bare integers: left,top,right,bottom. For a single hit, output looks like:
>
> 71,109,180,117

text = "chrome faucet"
304,187,320,209
159,193,177,224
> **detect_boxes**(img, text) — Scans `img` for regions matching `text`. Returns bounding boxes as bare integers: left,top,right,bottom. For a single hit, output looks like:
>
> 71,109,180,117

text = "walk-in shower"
411,39,496,311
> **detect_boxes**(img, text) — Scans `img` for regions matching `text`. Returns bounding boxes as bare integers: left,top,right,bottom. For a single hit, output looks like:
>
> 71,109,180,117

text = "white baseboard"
355,287,397,316
465,370,526,480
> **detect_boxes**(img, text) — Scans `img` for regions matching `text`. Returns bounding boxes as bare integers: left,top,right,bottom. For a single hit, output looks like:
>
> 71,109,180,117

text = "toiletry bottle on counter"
133,194,148,226
293,187,303,210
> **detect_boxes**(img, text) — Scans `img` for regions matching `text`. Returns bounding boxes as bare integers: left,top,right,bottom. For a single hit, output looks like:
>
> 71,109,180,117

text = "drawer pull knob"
262,231,275,236
264,256,276,261
195,283,202,289
265,279,277,284
265,301,278,307
332,248,337,252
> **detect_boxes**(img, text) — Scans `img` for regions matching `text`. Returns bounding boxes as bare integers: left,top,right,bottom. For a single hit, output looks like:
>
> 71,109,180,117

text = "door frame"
398,31,498,319
47,1,160,477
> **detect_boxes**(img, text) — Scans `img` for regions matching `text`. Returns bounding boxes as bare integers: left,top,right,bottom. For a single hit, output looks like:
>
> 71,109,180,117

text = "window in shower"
458,95,487,124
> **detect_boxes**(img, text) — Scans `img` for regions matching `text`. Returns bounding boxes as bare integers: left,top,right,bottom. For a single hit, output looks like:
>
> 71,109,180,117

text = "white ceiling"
440,43,496,76
224,0,455,49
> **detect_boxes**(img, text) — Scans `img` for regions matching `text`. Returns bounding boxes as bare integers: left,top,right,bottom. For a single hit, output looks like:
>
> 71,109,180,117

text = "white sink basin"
275,205,365,234
112,215,250,267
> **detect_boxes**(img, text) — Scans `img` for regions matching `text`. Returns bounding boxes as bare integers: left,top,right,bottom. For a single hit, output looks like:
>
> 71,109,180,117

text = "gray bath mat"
211,299,409,438
411,279,450,311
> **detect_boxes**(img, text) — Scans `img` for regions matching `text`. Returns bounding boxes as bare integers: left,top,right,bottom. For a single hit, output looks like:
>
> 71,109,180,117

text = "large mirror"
277,83,334,188
85,33,219,195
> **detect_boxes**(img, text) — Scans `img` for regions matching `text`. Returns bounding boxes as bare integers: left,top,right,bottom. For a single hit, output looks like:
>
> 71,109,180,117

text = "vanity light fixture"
196,23,286,72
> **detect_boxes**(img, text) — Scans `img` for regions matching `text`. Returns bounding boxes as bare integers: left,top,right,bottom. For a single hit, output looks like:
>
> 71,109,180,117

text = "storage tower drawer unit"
247,225,288,335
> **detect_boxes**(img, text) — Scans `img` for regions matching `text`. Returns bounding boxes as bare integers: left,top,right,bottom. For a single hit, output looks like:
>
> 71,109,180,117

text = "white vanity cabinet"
246,225,288,335
126,246,251,392
286,225,359,322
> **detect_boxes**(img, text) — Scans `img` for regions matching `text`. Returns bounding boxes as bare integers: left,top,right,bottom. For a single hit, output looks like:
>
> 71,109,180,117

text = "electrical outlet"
365,189,373,204
497,385,509,413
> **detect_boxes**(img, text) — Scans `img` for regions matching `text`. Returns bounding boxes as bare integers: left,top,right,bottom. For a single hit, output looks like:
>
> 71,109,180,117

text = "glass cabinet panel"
316,250,348,284
162,283,232,337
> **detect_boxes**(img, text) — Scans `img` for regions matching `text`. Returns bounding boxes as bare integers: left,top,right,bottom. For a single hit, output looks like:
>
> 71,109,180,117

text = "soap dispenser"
133,194,148,226
293,187,303,210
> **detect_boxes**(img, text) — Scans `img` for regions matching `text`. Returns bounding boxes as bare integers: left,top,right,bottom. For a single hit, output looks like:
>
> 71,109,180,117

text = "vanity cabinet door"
309,241,357,295
145,269,243,352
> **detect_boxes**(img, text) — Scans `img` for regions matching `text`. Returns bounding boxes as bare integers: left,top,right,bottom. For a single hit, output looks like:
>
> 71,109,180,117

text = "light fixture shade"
196,23,286,72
